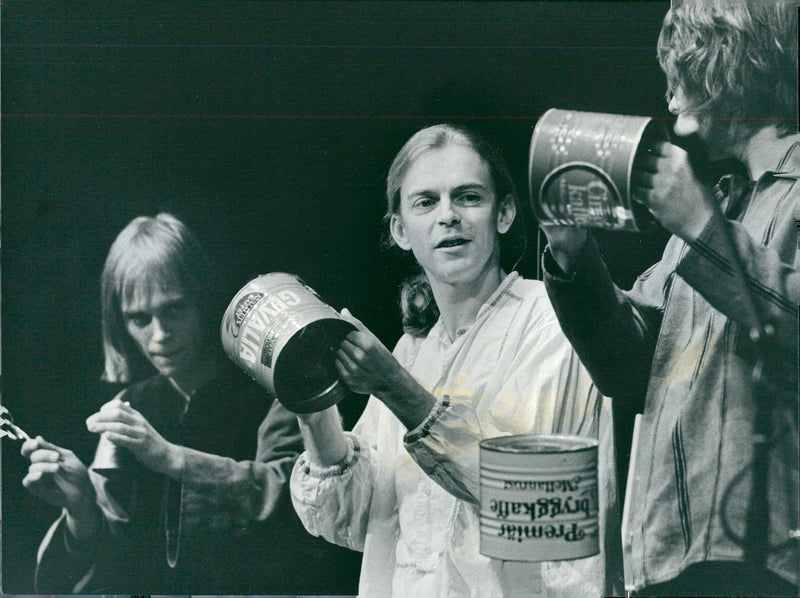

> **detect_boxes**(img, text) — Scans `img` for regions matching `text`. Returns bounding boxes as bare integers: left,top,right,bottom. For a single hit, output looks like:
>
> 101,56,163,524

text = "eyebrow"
122,297,188,316
406,182,490,198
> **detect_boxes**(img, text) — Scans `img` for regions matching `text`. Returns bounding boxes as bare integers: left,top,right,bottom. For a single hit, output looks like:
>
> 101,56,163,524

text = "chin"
437,267,483,286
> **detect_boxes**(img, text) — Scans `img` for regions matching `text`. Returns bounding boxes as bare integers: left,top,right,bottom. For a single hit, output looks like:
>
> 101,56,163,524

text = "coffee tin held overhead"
529,108,667,233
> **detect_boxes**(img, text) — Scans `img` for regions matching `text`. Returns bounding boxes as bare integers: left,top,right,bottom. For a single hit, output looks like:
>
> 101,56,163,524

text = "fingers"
633,152,659,173
26,460,64,476
335,350,364,395
634,141,686,171
22,468,49,489
98,398,136,417
86,420,140,440
647,140,671,157
631,169,656,190
21,436,62,459
87,401,140,429
335,344,360,373
20,436,42,458
99,431,136,449
27,446,64,465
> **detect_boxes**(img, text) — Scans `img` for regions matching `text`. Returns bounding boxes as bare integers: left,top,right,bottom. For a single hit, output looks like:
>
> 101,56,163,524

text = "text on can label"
237,290,302,364
489,495,593,521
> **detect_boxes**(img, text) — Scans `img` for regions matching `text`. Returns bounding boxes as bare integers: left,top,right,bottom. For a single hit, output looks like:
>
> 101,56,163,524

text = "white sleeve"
289,395,391,552
405,320,603,504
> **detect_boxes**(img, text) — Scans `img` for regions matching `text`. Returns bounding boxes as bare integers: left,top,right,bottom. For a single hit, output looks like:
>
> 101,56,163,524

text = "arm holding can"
334,308,436,431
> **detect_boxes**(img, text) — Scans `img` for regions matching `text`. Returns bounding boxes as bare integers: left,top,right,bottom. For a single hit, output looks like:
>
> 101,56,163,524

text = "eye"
456,192,483,204
125,313,151,328
412,196,437,210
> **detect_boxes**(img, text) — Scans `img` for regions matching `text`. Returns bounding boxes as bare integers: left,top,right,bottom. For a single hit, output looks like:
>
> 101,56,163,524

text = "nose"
667,94,681,116
149,316,170,345
437,196,461,226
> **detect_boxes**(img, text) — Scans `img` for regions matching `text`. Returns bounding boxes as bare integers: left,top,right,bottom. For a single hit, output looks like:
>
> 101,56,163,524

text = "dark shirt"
35,362,361,594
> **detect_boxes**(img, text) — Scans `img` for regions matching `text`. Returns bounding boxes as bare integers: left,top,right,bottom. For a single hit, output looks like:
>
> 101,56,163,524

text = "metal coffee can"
220,272,358,414
529,108,667,233
479,434,600,562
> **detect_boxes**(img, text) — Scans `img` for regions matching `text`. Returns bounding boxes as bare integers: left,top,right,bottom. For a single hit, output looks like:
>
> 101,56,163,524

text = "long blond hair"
100,213,222,382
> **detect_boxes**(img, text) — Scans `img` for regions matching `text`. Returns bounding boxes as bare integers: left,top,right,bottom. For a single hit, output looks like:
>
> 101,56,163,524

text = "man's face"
121,284,206,386
389,144,514,288
668,85,734,161
668,86,701,137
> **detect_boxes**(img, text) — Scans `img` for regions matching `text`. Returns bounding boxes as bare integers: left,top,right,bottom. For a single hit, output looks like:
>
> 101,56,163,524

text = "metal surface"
479,434,600,562
221,272,358,413
530,108,666,233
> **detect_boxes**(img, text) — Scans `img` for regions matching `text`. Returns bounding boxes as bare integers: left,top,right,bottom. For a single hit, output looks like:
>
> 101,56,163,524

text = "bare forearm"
373,365,435,432
296,407,349,467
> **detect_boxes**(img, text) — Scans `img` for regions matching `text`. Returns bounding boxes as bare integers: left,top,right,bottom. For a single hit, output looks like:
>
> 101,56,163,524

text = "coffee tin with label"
530,108,667,233
479,434,600,562
221,272,357,413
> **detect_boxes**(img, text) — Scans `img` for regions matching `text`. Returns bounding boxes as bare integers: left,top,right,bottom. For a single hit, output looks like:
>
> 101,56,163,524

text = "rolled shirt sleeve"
403,319,604,505
177,399,303,531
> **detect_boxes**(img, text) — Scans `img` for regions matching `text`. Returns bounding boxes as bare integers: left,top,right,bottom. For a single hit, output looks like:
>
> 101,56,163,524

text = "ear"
390,213,412,251
496,194,516,235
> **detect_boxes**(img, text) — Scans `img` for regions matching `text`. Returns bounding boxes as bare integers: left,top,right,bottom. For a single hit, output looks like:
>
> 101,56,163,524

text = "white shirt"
291,273,622,597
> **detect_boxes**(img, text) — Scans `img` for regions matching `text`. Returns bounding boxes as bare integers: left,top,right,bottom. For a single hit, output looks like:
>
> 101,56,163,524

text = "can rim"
479,433,597,454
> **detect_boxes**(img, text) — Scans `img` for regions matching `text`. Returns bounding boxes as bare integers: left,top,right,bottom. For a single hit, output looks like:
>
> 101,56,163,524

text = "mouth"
151,348,181,361
436,238,470,249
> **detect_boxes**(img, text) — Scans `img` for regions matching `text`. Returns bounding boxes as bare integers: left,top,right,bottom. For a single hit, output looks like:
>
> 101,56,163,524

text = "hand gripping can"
530,108,667,233
220,272,358,413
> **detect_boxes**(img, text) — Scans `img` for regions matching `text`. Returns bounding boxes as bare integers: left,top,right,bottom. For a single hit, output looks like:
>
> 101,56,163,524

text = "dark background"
2,1,672,593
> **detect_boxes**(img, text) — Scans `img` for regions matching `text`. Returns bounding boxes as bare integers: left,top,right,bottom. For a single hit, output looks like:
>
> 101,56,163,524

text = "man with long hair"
541,1,798,596
21,213,360,594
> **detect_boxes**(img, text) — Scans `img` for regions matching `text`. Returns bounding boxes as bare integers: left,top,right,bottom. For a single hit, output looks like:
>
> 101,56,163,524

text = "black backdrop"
2,1,672,593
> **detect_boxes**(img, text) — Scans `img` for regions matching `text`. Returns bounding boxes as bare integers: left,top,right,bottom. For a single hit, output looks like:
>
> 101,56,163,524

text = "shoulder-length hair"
100,213,222,383
658,0,798,141
384,124,526,337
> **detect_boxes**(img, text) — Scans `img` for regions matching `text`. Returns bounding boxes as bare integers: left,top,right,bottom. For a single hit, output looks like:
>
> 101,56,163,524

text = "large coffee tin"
221,272,357,413
479,434,599,562
529,108,666,233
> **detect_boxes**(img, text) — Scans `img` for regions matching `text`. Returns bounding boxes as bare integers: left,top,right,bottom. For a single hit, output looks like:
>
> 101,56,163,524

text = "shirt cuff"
542,245,578,281
62,512,98,558
296,434,360,479
404,395,450,444
675,211,725,279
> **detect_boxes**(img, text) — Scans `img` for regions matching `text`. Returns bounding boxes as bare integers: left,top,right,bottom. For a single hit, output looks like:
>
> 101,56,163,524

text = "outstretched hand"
86,398,184,479
632,140,717,242
22,436,95,512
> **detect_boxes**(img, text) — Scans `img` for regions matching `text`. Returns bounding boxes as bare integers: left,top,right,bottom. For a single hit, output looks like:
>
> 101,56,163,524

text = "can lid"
479,433,597,454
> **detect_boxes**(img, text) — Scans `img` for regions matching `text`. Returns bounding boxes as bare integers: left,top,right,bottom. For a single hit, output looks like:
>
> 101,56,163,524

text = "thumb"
33,435,63,451
21,435,64,458
340,308,368,333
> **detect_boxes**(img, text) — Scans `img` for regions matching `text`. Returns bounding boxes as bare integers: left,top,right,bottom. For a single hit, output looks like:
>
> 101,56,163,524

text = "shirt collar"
429,271,521,345
772,141,800,178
